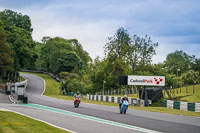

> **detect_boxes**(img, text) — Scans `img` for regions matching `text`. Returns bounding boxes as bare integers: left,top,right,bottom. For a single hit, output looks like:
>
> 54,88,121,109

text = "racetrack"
1,73,200,133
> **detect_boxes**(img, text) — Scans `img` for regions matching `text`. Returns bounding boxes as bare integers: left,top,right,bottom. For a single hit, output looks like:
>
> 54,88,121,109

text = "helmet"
77,91,80,95
124,94,127,98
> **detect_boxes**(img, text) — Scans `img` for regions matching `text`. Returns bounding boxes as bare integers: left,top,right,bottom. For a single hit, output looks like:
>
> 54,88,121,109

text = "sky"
0,0,200,63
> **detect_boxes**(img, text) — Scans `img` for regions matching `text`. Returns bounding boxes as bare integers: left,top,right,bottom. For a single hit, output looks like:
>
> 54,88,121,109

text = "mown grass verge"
0,111,69,133
22,72,200,117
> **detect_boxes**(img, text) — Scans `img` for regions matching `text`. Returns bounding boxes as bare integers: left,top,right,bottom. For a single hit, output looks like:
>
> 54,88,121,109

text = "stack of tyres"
188,103,195,112
173,101,180,110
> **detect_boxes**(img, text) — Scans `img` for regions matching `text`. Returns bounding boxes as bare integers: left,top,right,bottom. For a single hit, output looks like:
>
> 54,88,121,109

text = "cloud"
0,0,200,62
18,2,125,58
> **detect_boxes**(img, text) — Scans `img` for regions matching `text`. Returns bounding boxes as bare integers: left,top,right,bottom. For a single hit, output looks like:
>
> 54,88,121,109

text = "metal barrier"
6,80,28,103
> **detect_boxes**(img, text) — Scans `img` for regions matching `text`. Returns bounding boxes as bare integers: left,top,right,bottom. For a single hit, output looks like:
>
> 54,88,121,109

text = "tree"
104,27,131,63
106,58,131,89
69,39,91,71
165,50,192,75
192,58,200,75
131,35,158,70
0,9,37,70
59,72,92,94
0,9,33,35
104,28,158,74
0,26,13,81
181,70,200,85
40,37,73,73
58,52,82,73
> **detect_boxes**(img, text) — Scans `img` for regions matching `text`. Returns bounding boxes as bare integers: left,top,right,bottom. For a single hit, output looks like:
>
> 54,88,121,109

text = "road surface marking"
20,104,162,133
2,107,77,133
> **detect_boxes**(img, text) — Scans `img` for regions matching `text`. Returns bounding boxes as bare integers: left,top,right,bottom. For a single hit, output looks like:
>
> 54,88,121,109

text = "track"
0,73,200,133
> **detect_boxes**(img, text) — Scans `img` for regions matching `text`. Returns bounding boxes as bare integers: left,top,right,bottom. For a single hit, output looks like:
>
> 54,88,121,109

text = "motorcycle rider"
74,91,81,105
119,94,129,109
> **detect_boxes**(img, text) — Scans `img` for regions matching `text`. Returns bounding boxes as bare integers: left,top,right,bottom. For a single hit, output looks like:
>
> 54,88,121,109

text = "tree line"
0,9,200,94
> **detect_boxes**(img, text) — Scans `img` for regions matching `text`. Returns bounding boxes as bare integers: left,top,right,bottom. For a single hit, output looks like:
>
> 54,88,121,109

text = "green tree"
104,28,158,74
181,70,200,85
192,58,200,75
59,72,92,94
165,50,192,75
104,27,131,63
40,37,73,73
0,9,37,70
132,35,158,71
58,52,82,73
69,39,91,70
0,26,13,81
39,37,90,74
0,9,33,35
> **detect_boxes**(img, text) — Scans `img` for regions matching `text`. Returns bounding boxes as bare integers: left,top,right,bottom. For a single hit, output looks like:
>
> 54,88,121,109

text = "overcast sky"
0,0,200,63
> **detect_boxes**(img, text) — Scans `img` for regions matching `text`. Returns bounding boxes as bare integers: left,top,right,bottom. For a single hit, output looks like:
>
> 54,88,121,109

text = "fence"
95,87,138,95
163,84,200,99
174,85,200,95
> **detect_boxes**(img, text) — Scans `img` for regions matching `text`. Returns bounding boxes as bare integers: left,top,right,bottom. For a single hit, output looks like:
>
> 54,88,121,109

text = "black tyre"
120,110,122,114
124,106,127,114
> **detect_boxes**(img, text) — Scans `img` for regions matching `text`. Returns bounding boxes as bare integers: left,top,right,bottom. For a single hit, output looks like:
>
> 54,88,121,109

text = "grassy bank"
163,85,200,103
22,72,200,117
21,72,61,95
0,111,69,133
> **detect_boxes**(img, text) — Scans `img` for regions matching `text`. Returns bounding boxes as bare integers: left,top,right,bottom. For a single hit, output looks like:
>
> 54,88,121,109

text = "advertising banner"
128,75,165,86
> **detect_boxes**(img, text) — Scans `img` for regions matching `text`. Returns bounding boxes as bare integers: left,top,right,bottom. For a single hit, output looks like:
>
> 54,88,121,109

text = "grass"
21,72,200,117
20,72,61,95
163,84,200,103
0,111,69,133
19,76,25,82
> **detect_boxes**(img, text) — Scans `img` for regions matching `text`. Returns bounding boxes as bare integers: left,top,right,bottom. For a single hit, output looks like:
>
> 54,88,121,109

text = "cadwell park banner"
128,75,165,86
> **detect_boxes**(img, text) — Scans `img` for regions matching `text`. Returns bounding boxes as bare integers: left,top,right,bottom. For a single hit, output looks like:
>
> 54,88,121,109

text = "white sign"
128,75,165,86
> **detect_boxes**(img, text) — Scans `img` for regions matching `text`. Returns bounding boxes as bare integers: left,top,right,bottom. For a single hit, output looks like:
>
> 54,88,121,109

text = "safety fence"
163,100,200,112
163,85,200,96
86,94,151,106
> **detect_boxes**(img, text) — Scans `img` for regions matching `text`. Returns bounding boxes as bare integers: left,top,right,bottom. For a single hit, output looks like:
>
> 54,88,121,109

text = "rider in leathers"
119,95,129,109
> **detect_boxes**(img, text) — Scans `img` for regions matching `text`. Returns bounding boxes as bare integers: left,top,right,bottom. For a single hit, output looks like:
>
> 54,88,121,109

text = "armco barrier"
164,100,200,112
7,80,28,103
86,94,144,106
22,70,60,82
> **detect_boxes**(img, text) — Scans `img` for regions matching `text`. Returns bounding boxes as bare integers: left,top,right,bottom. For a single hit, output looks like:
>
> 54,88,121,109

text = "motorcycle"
74,96,81,108
120,100,129,114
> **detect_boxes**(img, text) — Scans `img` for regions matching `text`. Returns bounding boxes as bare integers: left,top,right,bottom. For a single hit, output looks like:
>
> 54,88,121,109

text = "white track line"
2,108,77,133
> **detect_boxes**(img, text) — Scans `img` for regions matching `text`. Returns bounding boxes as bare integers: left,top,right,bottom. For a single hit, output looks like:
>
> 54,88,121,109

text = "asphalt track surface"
0,73,200,133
